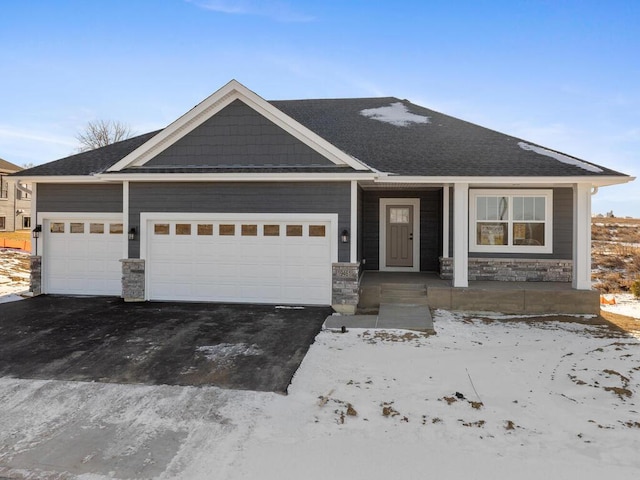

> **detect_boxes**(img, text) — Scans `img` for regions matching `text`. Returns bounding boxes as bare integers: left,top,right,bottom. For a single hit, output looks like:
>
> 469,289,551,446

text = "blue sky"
1,0,638,216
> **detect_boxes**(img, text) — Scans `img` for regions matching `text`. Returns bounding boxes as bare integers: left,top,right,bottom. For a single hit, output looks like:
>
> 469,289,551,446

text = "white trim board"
379,198,420,272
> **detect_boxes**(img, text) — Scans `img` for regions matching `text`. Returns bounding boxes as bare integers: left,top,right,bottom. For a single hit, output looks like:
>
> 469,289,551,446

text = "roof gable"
107,80,369,172
144,99,335,169
0,157,22,173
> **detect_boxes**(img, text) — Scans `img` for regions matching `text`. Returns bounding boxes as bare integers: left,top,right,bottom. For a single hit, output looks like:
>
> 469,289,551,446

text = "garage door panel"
44,218,123,296
147,218,332,304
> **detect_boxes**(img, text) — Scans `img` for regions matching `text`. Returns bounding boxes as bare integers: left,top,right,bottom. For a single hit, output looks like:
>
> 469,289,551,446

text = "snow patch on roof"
518,142,603,173
360,102,430,127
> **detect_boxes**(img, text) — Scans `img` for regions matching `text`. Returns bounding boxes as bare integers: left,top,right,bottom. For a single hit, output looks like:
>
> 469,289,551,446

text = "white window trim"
469,189,553,254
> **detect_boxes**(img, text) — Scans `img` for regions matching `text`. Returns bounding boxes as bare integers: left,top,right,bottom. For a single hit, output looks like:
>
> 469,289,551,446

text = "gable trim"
107,80,370,173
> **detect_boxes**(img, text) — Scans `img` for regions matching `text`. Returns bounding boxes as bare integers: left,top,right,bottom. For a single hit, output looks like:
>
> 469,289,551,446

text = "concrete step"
380,283,429,305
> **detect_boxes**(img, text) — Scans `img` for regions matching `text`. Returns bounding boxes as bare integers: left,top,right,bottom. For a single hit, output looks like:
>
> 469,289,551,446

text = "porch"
358,271,599,315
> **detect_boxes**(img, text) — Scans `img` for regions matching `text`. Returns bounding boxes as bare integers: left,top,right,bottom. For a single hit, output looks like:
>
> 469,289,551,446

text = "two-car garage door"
41,214,335,305
144,215,334,305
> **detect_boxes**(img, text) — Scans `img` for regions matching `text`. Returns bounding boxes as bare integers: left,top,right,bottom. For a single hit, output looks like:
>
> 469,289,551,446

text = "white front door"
143,214,337,305
379,198,420,271
42,215,124,295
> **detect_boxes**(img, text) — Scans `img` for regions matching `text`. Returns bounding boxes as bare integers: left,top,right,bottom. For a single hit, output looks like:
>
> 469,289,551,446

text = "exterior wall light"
128,227,137,240
341,229,350,244
32,225,42,255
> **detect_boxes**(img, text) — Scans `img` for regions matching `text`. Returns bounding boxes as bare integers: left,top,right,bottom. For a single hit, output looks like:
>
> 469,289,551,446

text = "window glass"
50,222,64,233
0,217,5,230
109,223,123,234
263,225,280,236
197,224,213,235
90,223,105,234
241,224,257,236
309,225,326,237
23,217,31,229
176,224,191,235
70,222,84,234
513,223,545,246
219,224,235,236
154,224,170,235
389,207,410,224
477,223,508,245
286,225,303,236
471,190,551,252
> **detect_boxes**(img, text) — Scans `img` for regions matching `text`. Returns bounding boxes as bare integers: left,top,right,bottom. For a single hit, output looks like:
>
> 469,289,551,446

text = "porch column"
573,183,592,290
122,180,129,260
350,180,358,263
452,182,469,287
442,185,450,257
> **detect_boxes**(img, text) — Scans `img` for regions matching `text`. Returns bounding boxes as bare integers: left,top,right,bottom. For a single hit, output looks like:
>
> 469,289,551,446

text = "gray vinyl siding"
146,100,334,168
361,189,442,272
128,182,351,260
469,187,573,260
36,183,123,212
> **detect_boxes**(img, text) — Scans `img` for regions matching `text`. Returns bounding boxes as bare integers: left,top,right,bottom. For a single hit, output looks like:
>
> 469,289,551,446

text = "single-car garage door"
144,215,336,305
43,216,123,295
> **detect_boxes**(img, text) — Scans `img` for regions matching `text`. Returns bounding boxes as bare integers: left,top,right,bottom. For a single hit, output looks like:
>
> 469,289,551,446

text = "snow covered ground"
0,248,30,300
1,311,639,479
601,293,640,320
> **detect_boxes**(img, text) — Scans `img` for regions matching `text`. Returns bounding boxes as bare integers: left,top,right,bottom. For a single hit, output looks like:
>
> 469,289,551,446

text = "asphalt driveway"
0,296,330,393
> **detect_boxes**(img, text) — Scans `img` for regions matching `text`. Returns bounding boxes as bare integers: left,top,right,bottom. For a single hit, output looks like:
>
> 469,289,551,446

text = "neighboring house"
14,80,634,312
0,157,32,232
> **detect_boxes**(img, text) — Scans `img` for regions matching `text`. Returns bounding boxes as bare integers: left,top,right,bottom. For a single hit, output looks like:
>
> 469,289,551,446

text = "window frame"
469,189,553,254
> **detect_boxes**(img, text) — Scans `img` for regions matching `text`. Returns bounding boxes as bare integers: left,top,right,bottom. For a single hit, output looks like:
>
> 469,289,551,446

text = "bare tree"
76,120,134,152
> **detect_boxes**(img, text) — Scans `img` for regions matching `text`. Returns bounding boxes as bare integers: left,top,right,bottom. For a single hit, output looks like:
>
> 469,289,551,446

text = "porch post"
350,180,358,263
122,180,129,260
452,182,469,287
572,183,592,290
442,185,450,258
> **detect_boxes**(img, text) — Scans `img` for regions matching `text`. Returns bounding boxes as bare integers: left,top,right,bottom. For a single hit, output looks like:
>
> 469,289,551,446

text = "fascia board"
376,175,635,187
95,172,378,182
11,175,105,183
107,79,370,173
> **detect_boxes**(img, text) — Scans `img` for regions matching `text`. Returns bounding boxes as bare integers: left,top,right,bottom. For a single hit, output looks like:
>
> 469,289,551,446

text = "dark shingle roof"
271,98,625,177
15,97,627,178
15,131,160,176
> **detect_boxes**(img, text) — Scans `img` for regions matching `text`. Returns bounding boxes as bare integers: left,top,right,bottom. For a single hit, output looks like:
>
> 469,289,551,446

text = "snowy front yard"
1,310,639,479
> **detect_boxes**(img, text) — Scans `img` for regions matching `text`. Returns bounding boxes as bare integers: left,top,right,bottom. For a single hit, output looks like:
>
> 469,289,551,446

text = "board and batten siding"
36,184,123,212
128,182,351,261
145,99,334,168
361,189,442,272
468,187,573,260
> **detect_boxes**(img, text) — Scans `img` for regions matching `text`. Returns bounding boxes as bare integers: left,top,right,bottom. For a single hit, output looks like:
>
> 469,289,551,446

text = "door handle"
409,233,414,241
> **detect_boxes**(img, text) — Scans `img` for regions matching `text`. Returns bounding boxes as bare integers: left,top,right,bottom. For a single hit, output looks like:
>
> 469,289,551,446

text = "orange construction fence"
0,238,31,251
600,295,617,305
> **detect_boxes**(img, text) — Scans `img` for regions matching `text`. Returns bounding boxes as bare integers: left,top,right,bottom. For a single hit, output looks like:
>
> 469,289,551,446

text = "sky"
1,0,638,217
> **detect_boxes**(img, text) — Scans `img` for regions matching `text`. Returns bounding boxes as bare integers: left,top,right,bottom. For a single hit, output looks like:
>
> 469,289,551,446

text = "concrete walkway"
324,305,434,331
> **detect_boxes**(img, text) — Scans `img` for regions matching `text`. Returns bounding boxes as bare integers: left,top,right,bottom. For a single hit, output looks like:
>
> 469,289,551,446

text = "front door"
386,205,414,267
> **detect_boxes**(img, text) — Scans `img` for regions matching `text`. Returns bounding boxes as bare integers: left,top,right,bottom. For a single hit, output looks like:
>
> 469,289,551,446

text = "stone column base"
332,262,360,314
121,259,145,302
30,255,42,296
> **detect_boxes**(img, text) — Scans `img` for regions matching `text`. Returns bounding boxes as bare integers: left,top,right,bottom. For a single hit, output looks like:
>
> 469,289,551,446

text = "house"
14,80,634,313
0,157,32,232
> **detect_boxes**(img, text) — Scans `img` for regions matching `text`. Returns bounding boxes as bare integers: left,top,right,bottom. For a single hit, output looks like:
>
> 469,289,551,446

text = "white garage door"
145,216,335,305
44,217,123,295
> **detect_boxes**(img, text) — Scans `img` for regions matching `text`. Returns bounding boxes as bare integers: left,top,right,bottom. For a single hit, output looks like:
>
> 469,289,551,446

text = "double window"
470,189,552,253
